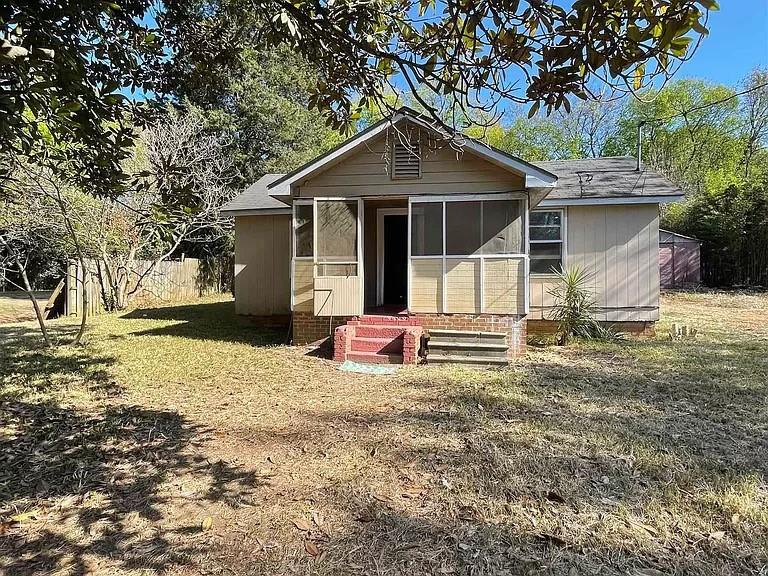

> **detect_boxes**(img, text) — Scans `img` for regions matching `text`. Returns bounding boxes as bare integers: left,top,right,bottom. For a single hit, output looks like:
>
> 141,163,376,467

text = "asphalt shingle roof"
220,174,289,214
222,156,682,214
535,156,683,200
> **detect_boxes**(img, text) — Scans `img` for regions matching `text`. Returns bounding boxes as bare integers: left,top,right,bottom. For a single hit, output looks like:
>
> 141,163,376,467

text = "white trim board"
538,195,684,207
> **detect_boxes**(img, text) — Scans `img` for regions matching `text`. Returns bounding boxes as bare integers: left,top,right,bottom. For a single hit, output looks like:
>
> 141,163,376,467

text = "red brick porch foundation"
292,312,352,345
293,312,527,358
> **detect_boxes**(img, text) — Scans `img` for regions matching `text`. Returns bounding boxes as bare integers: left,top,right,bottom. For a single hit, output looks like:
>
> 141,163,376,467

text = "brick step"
427,353,509,366
350,336,404,354
428,340,508,358
346,351,404,365
427,329,507,343
354,325,408,339
353,315,420,326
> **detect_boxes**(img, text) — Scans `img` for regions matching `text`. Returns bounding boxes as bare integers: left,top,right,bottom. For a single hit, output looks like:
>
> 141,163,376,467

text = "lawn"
0,291,52,324
1,292,766,575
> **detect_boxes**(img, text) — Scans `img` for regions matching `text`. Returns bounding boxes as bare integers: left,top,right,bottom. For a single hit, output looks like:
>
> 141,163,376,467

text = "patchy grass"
1,292,766,575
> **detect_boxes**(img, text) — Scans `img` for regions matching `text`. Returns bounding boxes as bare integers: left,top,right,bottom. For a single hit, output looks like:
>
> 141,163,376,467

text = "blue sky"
677,2,768,85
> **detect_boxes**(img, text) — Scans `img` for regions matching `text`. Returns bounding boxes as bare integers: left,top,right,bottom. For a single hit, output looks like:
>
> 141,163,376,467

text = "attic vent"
391,141,421,179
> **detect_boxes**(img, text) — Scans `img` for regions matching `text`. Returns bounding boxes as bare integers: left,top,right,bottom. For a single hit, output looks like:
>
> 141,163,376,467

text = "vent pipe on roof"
636,121,645,171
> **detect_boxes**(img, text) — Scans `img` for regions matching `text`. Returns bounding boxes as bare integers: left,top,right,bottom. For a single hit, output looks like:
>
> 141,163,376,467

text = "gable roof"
268,107,559,191
535,156,684,205
220,174,291,215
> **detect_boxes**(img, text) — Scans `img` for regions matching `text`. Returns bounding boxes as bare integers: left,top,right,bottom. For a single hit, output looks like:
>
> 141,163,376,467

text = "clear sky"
676,2,768,86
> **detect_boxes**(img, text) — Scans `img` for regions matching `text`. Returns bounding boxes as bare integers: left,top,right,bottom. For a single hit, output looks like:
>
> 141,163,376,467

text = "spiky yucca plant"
548,266,622,345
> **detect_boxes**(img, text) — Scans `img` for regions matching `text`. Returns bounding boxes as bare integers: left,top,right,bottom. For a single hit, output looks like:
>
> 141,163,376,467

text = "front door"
382,214,408,306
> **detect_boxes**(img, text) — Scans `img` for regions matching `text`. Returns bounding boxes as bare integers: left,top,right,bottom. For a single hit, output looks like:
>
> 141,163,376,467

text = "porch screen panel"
484,257,525,313
314,199,362,316
410,202,443,256
410,259,443,313
446,259,480,313
409,197,526,315
481,200,523,254
317,200,358,265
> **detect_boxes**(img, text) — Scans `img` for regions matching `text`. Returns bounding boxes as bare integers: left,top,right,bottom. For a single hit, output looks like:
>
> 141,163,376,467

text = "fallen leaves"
201,516,214,531
304,540,320,557
291,517,312,531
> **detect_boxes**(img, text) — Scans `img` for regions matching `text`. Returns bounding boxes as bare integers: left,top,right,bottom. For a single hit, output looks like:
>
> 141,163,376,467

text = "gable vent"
391,141,421,179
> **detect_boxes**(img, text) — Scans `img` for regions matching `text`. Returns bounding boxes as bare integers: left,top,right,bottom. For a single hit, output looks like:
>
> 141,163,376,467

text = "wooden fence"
65,257,218,317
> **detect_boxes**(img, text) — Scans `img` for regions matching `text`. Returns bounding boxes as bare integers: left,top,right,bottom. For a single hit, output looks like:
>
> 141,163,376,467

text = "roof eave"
538,194,684,207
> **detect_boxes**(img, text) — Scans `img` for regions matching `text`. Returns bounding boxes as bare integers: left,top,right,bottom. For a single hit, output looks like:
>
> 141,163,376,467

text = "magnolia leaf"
292,517,312,531
304,540,320,556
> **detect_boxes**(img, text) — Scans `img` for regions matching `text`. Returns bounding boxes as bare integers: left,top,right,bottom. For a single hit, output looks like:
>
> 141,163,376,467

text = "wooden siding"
445,259,481,313
234,215,291,316
297,131,525,197
314,276,362,316
293,259,314,312
483,258,525,313
410,259,443,313
529,204,660,321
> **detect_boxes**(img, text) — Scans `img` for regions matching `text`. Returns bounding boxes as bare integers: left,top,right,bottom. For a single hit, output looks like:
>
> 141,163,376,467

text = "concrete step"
428,340,508,358
427,328,507,343
350,336,403,354
427,353,509,366
354,325,408,339
346,351,404,365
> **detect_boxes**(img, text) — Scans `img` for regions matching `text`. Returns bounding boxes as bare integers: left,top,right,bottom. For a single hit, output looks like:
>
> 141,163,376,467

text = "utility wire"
643,81,768,125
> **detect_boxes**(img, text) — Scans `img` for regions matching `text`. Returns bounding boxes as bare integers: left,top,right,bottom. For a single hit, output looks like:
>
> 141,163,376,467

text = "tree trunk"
0,236,51,346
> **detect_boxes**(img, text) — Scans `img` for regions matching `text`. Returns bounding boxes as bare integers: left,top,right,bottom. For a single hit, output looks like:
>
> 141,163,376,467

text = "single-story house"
221,107,683,364
659,229,701,288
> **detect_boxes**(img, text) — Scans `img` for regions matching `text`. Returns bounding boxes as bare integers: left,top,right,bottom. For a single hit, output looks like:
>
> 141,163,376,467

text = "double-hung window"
529,209,564,275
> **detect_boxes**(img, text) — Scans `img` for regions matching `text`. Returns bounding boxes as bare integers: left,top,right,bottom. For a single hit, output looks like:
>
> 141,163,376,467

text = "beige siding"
234,215,291,316
530,204,660,321
293,259,314,312
411,259,443,313
445,259,481,313
297,131,524,197
483,258,526,313
314,276,362,316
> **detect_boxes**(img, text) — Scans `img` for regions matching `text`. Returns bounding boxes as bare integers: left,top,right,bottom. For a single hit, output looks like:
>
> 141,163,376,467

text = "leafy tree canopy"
161,0,716,131
0,1,166,189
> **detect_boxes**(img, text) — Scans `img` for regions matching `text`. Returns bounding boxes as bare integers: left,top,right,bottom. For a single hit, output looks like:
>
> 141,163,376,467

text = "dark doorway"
382,214,408,306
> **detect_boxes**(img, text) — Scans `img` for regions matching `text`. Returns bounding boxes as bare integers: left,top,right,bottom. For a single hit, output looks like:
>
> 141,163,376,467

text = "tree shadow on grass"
0,322,266,575
0,401,268,576
121,301,289,346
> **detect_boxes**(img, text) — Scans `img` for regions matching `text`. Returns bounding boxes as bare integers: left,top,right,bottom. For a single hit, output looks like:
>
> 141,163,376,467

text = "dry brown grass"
0,291,51,324
1,291,766,575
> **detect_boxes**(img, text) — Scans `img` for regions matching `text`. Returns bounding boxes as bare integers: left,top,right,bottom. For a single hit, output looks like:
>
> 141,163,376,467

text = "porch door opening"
382,214,408,307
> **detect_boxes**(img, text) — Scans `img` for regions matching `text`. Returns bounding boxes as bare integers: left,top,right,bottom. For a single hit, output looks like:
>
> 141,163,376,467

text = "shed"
660,229,701,288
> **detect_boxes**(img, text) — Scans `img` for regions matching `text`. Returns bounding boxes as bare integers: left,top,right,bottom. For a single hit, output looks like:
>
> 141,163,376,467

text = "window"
410,202,443,256
391,141,421,179
530,209,564,274
294,203,313,258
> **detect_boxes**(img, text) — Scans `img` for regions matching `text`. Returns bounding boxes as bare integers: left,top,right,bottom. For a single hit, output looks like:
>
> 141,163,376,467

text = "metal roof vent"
391,141,421,179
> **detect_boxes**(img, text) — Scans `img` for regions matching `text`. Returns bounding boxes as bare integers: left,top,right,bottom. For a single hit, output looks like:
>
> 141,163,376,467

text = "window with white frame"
529,209,564,274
